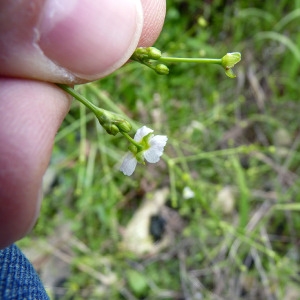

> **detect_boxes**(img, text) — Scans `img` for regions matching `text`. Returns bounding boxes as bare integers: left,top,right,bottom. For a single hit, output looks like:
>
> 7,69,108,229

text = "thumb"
0,0,144,83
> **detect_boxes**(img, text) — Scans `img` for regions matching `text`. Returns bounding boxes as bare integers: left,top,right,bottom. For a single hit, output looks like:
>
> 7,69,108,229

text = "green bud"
221,52,241,78
96,108,132,135
147,47,161,60
134,47,148,57
221,52,241,69
155,64,169,75
131,47,163,67
104,124,119,136
114,119,132,133
130,47,147,62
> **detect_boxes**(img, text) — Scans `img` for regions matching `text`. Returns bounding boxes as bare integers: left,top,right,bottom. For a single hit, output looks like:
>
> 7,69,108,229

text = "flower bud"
105,124,119,136
221,52,241,69
130,47,148,62
221,52,241,78
134,47,148,57
155,64,169,75
115,119,132,133
147,47,162,60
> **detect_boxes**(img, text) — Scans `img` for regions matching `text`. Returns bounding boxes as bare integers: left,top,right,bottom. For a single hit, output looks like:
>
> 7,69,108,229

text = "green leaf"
127,269,149,297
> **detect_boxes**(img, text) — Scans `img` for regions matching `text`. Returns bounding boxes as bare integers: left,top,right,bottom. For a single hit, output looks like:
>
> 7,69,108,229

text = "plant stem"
121,132,143,151
158,56,222,65
57,84,100,115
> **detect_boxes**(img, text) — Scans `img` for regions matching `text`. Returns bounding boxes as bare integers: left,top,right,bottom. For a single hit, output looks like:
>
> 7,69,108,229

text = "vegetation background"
18,0,300,299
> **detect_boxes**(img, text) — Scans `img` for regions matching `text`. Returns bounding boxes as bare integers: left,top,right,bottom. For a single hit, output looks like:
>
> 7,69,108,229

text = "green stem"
57,84,101,115
121,132,143,151
140,60,157,71
158,56,222,65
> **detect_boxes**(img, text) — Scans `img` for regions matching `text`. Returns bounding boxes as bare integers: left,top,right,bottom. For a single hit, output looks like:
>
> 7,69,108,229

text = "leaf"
127,269,149,297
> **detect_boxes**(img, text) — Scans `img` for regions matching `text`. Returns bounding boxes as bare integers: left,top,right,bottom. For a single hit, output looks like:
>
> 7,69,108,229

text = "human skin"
0,0,166,249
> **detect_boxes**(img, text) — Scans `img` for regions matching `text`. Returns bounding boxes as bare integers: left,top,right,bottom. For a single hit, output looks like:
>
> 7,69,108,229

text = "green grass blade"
256,31,300,63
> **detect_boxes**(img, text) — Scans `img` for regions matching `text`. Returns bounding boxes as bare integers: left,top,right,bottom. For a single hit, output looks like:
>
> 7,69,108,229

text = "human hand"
0,0,166,249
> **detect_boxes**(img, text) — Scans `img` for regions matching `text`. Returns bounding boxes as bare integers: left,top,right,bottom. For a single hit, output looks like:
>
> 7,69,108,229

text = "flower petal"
183,186,195,199
144,135,168,163
120,152,138,176
134,126,153,142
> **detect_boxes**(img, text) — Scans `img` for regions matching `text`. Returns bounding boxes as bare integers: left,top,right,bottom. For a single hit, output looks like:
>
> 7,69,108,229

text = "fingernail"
37,0,143,79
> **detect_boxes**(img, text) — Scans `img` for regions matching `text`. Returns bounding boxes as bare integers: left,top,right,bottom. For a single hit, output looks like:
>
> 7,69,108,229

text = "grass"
18,0,300,299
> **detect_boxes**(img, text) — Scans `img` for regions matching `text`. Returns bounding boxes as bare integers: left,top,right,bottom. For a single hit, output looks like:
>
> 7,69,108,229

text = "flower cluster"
57,47,241,178
120,126,168,176
130,47,241,79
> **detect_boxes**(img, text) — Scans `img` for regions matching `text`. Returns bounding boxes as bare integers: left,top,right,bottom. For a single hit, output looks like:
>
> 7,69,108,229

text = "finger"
0,0,166,248
0,0,166,84
138,0,166,47
0,78,71,249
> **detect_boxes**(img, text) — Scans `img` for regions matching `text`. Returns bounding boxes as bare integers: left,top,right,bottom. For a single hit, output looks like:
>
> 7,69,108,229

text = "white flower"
120,126,168,176
182,186,195,199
